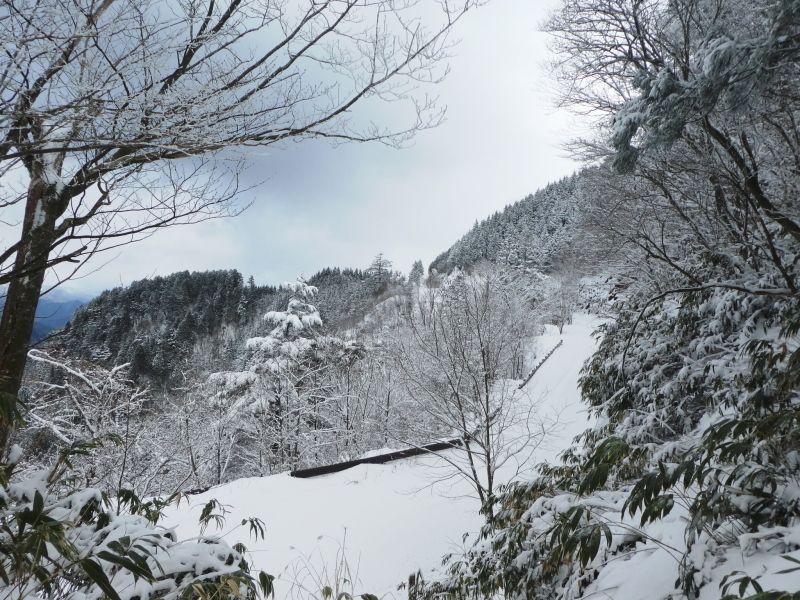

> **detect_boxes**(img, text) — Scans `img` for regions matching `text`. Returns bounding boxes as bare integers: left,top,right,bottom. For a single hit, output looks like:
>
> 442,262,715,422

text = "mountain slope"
163,313,605,599
429,172,588,274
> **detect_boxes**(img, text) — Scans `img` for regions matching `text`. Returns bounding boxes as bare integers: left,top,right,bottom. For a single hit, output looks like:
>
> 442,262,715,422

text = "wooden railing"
290,437,465,478
518,339,563,390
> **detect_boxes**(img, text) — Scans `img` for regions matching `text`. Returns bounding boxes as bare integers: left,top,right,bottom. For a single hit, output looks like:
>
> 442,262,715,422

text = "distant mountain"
32,298,86,343
0,292,87,344
56,267,398,386
429,172,588,274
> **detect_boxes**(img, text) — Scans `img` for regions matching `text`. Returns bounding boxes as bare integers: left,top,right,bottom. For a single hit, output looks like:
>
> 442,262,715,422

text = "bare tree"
542,0,800,372
547,274,578,334
0,0,480,433
392,266,547,518
19,350,177,495
545,0,800,247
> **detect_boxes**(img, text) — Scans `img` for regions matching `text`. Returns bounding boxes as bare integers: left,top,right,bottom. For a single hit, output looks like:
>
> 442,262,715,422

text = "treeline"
429,173,588,274
19,265,569,500
25,185,588,496
58,264,398,386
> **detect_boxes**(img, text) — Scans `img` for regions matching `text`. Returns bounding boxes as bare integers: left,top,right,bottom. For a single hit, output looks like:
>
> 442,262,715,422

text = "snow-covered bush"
19,351,172,497
0,438,274,600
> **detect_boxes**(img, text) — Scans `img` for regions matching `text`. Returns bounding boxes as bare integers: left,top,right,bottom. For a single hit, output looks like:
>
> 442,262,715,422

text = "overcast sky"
56,0,579,298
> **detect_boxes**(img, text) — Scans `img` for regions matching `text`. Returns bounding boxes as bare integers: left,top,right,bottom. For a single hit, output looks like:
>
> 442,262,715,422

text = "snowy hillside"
164,313,606,599
428,173,589,275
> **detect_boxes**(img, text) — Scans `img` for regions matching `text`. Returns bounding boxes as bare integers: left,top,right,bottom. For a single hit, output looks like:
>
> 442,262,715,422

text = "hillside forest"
1,1,800,600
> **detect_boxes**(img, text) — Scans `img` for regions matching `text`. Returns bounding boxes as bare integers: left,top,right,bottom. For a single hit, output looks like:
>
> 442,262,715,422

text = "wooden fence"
290,438,465,478
518,339,563,390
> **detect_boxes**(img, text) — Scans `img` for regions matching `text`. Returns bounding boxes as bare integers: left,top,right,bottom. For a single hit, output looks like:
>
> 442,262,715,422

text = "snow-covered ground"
524,313,605,466
162,313,800,600
168,458,482,599
164,313,606,599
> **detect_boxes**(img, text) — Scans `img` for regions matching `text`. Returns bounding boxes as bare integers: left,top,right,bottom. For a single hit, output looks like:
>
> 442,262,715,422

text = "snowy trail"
524,313,606,466
164,313,605,599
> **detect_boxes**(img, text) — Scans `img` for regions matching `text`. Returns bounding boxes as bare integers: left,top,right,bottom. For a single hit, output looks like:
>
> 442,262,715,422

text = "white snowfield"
164,313,607,599
165,311,800,600
523,313,605,466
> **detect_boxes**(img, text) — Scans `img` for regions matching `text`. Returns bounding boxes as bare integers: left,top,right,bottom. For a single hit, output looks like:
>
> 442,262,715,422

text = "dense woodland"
57,265,394,386
429,174,590,275
20,241,572,493
2,0,800,600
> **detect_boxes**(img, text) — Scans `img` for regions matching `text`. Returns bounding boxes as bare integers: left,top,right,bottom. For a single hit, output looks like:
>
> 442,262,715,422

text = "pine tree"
366,254,394,294
409,260,425,285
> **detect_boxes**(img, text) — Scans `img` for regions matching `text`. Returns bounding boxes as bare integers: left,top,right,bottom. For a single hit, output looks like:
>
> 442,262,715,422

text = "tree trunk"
0,176,58,452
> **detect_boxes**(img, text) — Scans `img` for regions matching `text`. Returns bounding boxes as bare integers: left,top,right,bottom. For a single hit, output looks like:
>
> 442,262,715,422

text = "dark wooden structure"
518,339,563,390
289,438,465,478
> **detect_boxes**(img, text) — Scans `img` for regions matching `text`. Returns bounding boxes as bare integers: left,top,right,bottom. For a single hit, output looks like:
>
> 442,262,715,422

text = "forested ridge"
62,270,266,381
56,176,589,388
58,266,391,385
429,173,588,274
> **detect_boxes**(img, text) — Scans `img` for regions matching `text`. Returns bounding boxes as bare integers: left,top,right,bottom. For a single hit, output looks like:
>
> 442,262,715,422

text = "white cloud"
53,0,579,295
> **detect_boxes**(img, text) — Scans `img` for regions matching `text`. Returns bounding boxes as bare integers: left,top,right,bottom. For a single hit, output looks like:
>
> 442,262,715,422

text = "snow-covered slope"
524,313,605,467
164,313,606,599
167,458,481,599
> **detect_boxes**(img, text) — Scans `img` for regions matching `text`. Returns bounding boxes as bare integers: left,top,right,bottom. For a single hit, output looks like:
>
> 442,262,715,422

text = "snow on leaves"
0,441,271,600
